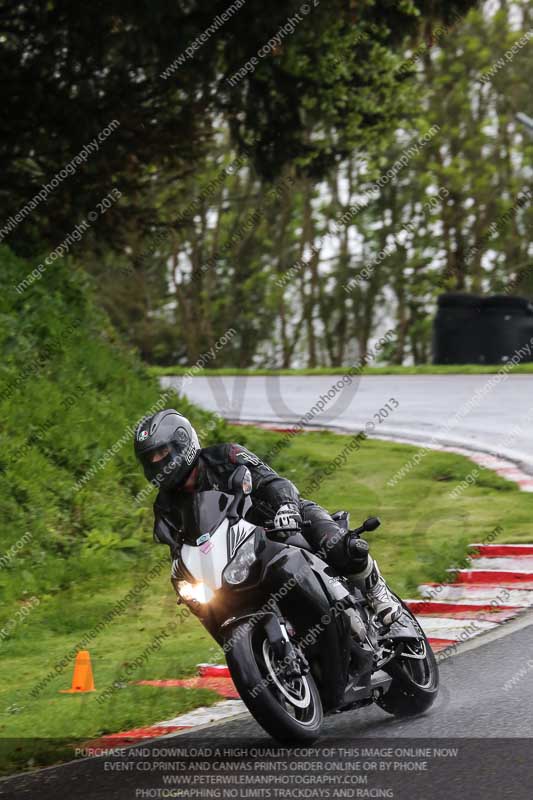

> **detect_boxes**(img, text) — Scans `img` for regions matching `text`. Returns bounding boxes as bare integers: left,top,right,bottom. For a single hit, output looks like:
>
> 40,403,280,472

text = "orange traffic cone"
60,650,95,693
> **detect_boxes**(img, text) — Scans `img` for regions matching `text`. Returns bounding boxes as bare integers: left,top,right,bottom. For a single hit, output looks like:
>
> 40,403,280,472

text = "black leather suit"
153,443,367,573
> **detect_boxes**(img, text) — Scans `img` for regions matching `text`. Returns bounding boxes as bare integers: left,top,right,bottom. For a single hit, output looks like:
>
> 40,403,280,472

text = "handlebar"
266,528,299,542
265,519,311,530
264,518,311,542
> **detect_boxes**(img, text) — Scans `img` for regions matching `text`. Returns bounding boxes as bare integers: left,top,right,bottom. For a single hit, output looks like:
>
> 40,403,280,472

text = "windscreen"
181,490,232,543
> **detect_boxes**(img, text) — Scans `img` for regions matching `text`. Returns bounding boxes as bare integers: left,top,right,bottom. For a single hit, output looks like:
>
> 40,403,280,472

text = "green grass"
229,426,531,596
149,364,533,376
0,246,227,775
2,425,531,775
0,569,222,775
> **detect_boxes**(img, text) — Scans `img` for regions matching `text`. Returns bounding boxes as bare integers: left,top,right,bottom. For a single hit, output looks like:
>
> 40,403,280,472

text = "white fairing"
181,519,257,590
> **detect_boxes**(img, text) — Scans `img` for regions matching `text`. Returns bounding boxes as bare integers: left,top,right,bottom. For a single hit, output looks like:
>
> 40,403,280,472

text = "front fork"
259,611,309,679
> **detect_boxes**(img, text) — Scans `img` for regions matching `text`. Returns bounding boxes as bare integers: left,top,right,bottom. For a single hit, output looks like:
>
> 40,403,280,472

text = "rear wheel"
377,601,439,717
225,620,323,742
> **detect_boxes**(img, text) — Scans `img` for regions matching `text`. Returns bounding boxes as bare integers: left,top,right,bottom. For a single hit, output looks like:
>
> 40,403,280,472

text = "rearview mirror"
362,516,381,532
229,465,253,495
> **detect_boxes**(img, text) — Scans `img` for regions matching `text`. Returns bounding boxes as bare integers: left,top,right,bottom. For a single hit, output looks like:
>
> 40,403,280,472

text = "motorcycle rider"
134,408,401,627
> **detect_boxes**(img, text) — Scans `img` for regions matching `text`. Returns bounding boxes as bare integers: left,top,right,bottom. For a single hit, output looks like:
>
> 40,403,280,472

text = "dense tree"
1,0,476,255
6,0,533,367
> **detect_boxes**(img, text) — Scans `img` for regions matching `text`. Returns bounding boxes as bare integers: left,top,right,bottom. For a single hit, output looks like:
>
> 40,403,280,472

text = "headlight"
223,536,256,586
178,581,214,604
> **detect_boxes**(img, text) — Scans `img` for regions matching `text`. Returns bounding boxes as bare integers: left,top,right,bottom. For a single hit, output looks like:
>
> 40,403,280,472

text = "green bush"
0,246,228,616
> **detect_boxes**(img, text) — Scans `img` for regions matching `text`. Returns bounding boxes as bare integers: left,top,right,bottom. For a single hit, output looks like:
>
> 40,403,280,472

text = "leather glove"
273,503,302,530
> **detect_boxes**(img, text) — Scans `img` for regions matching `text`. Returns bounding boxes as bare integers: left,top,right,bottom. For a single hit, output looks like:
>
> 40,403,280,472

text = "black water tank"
481,295,533,364
433,293,483,364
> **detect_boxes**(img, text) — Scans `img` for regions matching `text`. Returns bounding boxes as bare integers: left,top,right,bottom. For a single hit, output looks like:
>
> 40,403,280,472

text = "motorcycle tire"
224,619,323,743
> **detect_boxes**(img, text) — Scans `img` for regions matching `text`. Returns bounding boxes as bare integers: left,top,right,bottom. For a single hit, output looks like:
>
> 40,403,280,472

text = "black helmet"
134,409,200,489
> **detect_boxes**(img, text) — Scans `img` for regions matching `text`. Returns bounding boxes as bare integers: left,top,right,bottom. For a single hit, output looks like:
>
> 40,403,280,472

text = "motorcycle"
170,465,439,742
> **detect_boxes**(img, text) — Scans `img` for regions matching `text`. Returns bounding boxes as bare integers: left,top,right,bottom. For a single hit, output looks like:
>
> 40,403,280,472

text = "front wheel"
377,600,439,717
224,620,323,743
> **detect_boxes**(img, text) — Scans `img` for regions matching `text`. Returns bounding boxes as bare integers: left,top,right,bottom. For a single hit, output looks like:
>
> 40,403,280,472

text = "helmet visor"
139,442,194,489
147,446,171,464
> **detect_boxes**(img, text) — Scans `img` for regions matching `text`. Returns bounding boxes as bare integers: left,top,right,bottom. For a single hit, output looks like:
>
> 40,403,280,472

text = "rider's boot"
345,537,401,627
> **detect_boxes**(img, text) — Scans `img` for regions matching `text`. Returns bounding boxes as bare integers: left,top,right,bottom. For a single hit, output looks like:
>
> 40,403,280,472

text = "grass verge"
149,364,533,376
